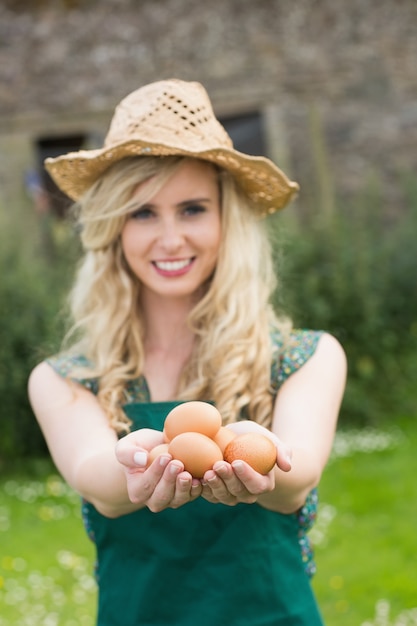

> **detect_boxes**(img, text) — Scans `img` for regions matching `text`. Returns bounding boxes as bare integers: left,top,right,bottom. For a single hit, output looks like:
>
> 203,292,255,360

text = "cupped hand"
115,428,202,512
200,459,275,505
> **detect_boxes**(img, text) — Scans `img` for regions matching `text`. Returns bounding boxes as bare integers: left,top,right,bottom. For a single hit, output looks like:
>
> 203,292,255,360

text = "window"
219,111,266,157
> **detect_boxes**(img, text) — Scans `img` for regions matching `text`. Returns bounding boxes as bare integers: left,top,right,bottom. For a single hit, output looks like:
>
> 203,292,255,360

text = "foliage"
270,171,417,425
0,199,80,464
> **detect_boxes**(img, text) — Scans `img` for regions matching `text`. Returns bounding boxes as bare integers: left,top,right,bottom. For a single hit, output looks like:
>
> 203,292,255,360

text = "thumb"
115,428,164,468
275,441,292,473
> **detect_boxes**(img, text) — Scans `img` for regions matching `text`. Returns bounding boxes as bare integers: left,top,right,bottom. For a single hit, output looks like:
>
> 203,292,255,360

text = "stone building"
0,0,416,217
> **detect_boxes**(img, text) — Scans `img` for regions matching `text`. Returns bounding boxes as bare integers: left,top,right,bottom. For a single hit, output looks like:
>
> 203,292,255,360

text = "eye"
182,203,206,216
129,206,154,220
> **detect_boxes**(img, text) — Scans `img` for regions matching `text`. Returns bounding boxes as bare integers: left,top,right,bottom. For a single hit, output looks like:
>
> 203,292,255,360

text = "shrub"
0,201,78,464
272,172,417,425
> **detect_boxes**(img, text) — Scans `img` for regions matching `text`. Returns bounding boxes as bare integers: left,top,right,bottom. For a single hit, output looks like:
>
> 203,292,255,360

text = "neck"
141,293,196,353
139,293,197,401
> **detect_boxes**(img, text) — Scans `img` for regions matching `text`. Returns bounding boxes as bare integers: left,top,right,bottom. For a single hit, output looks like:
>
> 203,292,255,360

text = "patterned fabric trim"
271,328,323,391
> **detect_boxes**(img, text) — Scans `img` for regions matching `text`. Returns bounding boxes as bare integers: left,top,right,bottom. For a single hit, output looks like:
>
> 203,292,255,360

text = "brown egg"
148,443,170,465
163,401,222,442
223,433,277,474
168,432,223,478
213,426,237,453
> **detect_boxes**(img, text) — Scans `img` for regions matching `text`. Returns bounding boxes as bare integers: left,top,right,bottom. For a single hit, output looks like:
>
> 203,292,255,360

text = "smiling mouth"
153,258,194,272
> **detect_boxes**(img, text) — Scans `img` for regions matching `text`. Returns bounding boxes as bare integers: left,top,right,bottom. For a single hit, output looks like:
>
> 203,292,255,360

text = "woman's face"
121,159,222,302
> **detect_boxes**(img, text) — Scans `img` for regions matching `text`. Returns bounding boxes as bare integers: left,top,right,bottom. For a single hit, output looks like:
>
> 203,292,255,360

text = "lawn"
1,418,416,626
313,417,417,625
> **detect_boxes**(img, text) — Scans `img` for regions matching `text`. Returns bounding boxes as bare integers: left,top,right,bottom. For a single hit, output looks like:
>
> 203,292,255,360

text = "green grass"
313,418,417,625
0,465,97,625
1,419,416,625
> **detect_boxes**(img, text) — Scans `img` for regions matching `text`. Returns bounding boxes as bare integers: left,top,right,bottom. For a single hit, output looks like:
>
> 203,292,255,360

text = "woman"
29,79,347,625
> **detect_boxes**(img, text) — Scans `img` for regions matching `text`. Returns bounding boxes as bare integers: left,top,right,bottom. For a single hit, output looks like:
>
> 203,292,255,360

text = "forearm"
257,447,321,514
71,449,144,518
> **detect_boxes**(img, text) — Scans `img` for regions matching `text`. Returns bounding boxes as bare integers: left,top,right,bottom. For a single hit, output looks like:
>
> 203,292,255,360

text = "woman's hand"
115,428,202,512
200,460,275,505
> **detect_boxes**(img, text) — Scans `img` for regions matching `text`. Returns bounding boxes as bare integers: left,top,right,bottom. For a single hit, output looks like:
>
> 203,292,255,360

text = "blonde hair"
64,156,290,432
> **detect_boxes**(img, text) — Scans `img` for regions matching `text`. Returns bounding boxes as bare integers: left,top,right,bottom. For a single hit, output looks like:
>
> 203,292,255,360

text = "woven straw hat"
45,79,299,215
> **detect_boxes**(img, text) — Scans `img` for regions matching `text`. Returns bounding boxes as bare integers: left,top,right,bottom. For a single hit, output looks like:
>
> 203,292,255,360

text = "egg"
213,426,237,453
163,401,222,442
148,443,170,465
168,432,223,478
223,433,277,474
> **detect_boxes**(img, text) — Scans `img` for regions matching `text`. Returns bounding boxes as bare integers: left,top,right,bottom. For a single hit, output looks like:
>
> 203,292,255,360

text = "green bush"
0,203,79,464
272,172,417,425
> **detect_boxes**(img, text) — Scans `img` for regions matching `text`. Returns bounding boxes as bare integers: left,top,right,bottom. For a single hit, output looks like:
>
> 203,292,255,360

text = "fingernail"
232,461,244,472
133,451,147,467
215,463,227,473
159,455,170,468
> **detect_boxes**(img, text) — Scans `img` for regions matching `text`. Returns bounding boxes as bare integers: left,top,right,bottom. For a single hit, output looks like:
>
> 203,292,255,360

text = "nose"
158,216,185,251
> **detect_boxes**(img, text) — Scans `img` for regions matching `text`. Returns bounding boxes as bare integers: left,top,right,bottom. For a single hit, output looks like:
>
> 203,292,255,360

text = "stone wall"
1,0,416,213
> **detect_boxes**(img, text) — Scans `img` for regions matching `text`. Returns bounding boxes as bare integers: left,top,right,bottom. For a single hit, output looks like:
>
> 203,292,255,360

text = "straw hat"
45,79,299,216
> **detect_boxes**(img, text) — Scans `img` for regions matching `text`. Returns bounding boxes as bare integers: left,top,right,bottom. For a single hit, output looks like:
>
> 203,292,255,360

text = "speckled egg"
223,433,277,474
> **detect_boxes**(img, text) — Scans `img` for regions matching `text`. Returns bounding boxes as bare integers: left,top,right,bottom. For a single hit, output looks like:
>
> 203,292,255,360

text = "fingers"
144,462,203,512
201,460,274,506
201,463,244,505
115,428,203,511
115,428,165,469
275,441,292,473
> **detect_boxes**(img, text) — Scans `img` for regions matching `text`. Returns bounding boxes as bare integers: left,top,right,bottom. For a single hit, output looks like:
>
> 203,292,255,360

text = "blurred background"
0,1,416,624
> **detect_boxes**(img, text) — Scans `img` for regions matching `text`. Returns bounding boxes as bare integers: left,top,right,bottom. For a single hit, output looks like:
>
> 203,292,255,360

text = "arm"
200,333,347,513
28,362,201,517
258,332,347,512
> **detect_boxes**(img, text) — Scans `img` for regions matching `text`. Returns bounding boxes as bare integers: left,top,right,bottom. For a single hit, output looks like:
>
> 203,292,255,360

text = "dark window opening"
35,134,86,218
219,111,266,157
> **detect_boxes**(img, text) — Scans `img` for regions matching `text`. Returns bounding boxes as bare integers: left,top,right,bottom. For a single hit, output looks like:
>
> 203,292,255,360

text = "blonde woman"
28,79,346,626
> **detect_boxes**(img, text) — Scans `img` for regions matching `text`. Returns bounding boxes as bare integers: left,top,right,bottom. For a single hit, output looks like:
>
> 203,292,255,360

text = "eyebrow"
139,197,213,210
177,197,212,207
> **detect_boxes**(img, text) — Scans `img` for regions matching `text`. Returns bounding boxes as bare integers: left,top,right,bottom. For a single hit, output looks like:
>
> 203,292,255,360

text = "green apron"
84,402,324,626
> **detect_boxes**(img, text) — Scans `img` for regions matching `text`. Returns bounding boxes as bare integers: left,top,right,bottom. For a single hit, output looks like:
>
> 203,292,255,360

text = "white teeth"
155,259,191,271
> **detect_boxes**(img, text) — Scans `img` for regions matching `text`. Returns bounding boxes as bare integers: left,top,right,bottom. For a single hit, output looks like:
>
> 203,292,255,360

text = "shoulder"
48,353,98,393
29,353,98,398
271,329,346,389
28,361,77,413
313,332,346,361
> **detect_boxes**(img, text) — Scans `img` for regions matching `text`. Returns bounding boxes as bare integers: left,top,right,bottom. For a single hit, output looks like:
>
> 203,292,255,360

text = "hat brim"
44,140,299,215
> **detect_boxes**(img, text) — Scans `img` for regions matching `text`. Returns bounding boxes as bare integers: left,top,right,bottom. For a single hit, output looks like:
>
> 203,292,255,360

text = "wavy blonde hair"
64,156,291,432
